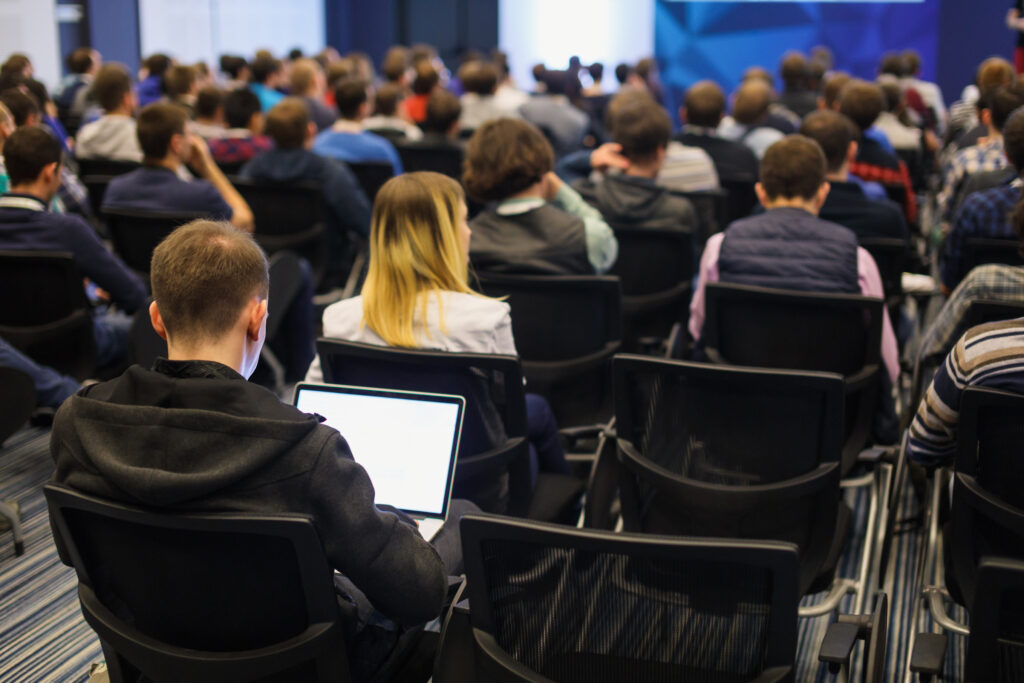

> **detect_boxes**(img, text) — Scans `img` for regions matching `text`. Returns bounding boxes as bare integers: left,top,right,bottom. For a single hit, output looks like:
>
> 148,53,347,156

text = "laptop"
293,382,464,541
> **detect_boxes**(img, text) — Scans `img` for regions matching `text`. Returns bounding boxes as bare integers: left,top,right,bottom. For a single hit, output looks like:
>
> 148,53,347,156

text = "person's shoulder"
443,291,510,319
321,296,366,337
958,316,1024,366
438,292,512,337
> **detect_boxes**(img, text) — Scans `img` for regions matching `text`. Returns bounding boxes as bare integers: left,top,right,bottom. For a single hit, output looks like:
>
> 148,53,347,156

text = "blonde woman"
306,171,569,508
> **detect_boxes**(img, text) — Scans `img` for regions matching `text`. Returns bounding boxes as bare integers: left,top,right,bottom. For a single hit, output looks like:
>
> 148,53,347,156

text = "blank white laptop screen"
293,384,463,522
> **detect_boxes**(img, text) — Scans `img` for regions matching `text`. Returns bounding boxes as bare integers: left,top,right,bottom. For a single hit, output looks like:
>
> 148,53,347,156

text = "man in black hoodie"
574,91,696,234
50,220,459,682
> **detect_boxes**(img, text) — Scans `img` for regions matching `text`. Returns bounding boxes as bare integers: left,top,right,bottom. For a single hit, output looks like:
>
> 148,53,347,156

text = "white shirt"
459,93,519,130
75,114,143,162
717,117,785,160
874,112,922,151
362,115,423,141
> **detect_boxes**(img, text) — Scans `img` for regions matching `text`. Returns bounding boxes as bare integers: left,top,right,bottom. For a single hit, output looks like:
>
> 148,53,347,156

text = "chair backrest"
0,250,96,379
44,483,349,683
370,127,409,145
965,557,1024,683
215,159,246,176
81,174,115,218
76,158,140,178
963,299,1024,331
395,142,464,180
346,161,394,202
672,188,727,244
0,367,35,445
963,238,1024,272
950,387,1024,609
719,178,758,226
858,237,907,314
103,208,207,274
460,514,800,683
315,338,528,514
613,354,844,594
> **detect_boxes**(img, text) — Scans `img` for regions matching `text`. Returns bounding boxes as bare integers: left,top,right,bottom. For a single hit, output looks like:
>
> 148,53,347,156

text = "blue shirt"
940,178,1020,291
864,126,895,155
102,166,232,220
313,129,403,175
250,83,284,112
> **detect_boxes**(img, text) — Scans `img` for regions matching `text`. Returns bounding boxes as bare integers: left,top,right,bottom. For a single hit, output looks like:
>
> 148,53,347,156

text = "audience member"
583,62,605,97
51,218,462,683
380,46,410,87
464,118,617,274
820,72,851,112
163,64,198,112
740,66,799,133
0,102,15,193
0,337,81,408
23,78,72,151
289,58,336,131
902,50,947,131
74,63,141,162
54,47,100,130
137,53,172,107
191,86,225,139
778,51,818,118
103,103,253,231
0,126,145,367
491,50,530,113
248,55,284,112
874,79,927,151
1,53,32,82
361,81,422,141
219,54,249,90
207,88,272,166
517,70,590,157
677,80,759,182
458,60,512,130
314,79,403,174
403,60,439,124
418,89,462,141
717,80,785,159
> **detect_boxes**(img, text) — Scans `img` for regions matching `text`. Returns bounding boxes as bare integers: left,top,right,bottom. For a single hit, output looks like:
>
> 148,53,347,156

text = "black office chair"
962,237,1024,271
232,178,329,288
395,141,464,180
44,483,350,683
960,557,1024,682
370,128,410,145
81,174,116,219
607,226,694,352
0,250,97,380
475,274,622,435
859,237,908,320
347,161,394,202
315,339,584,520
103,208,207,275
0,367,34,555
76,158,140,178
215,159,247,176
672,188,727,244
719,177,758,226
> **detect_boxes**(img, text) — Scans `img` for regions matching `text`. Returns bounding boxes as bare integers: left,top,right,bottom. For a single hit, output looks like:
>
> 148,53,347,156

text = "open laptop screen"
293,383,463,518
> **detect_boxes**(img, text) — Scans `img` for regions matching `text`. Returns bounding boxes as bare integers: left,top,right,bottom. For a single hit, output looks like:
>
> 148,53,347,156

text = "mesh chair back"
215,160,246,176
719,178,758,226
0,368,35,445
963,238,1024,271
0,250,96,379
44,483,348,682
82,174,116,217
316,339,527,513
103,209,207,274
613,355,844,595
950,387,1024,610
965,558,1024,683
672,189,727,245
347,162,394,202
395,142,464,180
461,515,799,683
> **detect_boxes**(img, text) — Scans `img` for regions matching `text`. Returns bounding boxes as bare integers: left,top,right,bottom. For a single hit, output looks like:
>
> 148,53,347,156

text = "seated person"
875,79,928,151
573,93,696,234
305,172,570,511
907,317,1024,468
778,52,819,119
190,85,225,139
402,60,439,124
459,60,511,132
517,70,590,157
163,64,198,113
0,126,146,367
51,219,466,683
102,103,253,232
800,110,908,240
314,78,403,175
676,80,759,183
941,106,1024,292
463,118,617,275
75,63,142,162
361,81,422,141
0,336,81,408
136,53,171,108
54,47,100,133
248,54,284,112
207,89,272,167
288,58,337,131
403,89,463,149
689,135,899,399
716,80,785,160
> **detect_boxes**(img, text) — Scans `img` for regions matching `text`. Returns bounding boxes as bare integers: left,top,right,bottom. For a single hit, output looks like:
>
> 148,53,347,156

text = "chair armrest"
819,622,859,673
434,579,476,683
909,632,947,676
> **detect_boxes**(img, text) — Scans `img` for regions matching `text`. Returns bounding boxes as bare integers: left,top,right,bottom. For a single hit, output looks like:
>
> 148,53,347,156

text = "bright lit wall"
498,0,655,91
0,0,60,89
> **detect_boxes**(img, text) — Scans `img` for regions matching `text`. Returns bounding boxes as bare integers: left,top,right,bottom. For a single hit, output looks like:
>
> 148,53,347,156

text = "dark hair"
838,80,885,131
164,65,196,99
780,51,808,89
879,53,906,78
490,50,510,78
250,55,281,85
137,102,188,159
265,97,309,149
223,88,261,129
4,125,62,185
151,220,269,344
879,80,901,113
822,72,851,109
22,79,50,108
335,78,369,119
1,54,31,78
373,82,402,117
460,61,498,96
382,46,408,82
588,62,604,82
463,118,553,202
799,110,856,173
422,90,461,134
93,63,133,112
0,88,39,126
759,134,827,200
988,83,1024,132
902,50,922,75
532,63,547,83
67,47,95,75
195,86,224,119
684,80,726,127
608,92,671,161
143,53,172,78
411,61,439,95
219,55,248,80
614,63,631,85
732,80,773,125
287,48,303,61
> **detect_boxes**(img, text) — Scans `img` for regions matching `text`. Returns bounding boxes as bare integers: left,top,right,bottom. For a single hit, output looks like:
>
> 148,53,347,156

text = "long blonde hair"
361,171,478,348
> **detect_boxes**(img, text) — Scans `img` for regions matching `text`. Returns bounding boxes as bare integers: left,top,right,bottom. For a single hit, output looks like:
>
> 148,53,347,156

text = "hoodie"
50,361,447,627
574,174,696,233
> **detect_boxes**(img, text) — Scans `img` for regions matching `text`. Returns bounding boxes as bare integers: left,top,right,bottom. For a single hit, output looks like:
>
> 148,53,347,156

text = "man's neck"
7,184,50,202
166,342,243,375
106,107,132,118
763,197,820,215
825,165,849,183
624,161,660,179
146,155,180,173
332,118,363,132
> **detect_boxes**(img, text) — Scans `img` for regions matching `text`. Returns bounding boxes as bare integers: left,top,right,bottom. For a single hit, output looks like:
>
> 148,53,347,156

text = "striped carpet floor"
0,426,967,682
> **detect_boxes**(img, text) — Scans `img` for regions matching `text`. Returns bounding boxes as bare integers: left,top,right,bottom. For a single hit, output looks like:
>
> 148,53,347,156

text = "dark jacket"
574,174,696,233
820,181,909,241
470,204,593,275
675,130,759,183
718,206,859,292
50,360,448,628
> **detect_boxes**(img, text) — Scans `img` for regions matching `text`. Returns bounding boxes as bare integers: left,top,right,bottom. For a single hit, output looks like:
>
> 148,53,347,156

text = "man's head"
143,53,172,80
839,80,885,132
0,88,40,127
799,110,858,175
335,78,371,121
422,90,461,136
149,220,269,377
93,63,135,114
1003,107,1024,173
682,80,726,127
608,91,671,172
780,51,808,90
589,63,604,84
987,83,1024,134
4,126,63,198
732,80,773,126
250,55,282,87
224,88,263,132
879,53,906,78
195,86,224,122
903,50,922,77
757,134,829,210
382,46,409,84
742,66,773,86
220,55,249,81
67,47,99,76
614,63,631,86
372,82,402,117
976,57,1015,93
1,54,32,80
460,61,498,96
137,102,188,162
821,72,851,111
164,65,197,100
879,80,902,114
411,61,440,96
463,118,554,202
266,98,314,150
289,58,324,97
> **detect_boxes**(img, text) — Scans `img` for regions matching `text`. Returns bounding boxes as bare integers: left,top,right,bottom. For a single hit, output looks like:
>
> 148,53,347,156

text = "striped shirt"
907,318,1024,467
936,137,1007,222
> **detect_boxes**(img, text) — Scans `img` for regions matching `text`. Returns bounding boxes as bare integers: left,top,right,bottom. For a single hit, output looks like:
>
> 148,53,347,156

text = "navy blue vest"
718,207,859,293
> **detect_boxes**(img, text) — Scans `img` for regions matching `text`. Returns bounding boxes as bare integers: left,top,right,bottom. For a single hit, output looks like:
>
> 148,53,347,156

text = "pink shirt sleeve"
857,246,900,383
688,233,724,341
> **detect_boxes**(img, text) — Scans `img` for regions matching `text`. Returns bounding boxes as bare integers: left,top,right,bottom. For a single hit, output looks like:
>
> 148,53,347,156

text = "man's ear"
981,108,993,127
43,161,61,186
149,300,168,341
847,140,859,164
306,121,317,141
754,181,769,207
679,106,687,123
247,298,268,341
816,180,831,207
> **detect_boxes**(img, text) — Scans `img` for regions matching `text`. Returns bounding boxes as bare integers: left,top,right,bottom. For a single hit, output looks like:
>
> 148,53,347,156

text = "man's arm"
187,135,254,231
688,232,724,342
66,216,147,312
546,172,618,273
907,348,963,468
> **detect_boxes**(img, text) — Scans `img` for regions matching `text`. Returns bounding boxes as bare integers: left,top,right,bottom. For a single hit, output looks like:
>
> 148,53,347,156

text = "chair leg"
0,500,24,556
